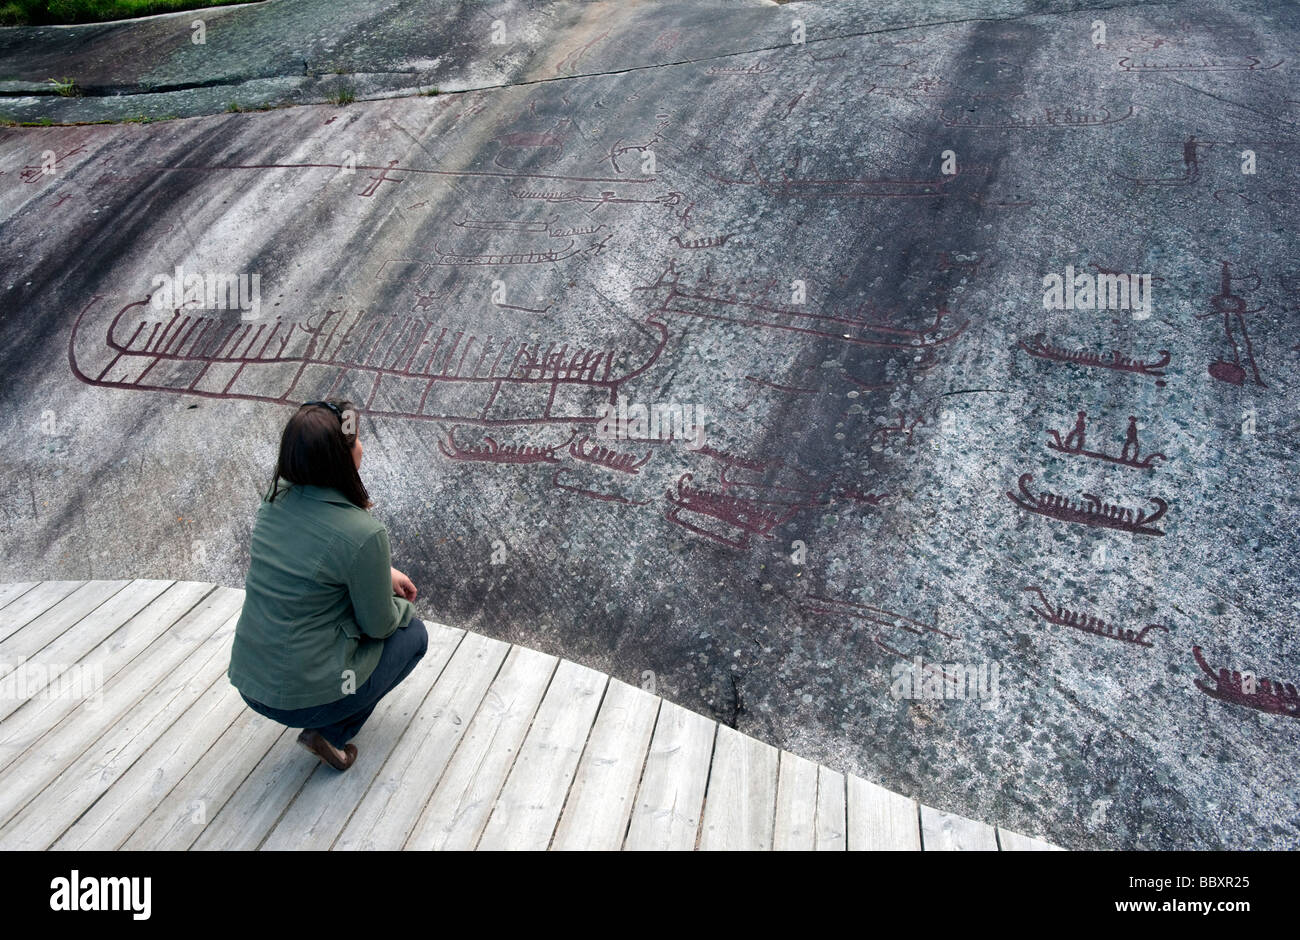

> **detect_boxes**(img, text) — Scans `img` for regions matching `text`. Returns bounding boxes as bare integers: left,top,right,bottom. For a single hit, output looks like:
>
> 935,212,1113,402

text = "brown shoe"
297,729,358,771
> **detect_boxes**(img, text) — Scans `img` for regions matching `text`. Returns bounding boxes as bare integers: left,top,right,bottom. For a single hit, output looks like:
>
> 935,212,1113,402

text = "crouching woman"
227,399,427,771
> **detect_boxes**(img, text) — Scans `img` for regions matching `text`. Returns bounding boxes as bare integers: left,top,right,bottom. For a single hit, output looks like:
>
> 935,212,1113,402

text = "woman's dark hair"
266,398,371,509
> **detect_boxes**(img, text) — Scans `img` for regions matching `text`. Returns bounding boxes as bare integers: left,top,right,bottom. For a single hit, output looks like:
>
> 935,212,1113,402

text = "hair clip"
302,400,343,419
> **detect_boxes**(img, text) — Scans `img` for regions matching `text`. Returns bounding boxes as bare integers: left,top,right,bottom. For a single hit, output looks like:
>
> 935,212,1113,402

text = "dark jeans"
240,617,428,749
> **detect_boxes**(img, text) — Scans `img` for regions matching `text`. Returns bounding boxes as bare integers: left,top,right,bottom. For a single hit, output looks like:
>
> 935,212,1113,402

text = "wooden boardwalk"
0,580,1062,851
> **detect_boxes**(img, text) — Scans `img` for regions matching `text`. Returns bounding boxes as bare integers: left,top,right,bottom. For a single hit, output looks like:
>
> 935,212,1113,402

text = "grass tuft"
2,1,250,27
47,76,80,97
326,83,355,106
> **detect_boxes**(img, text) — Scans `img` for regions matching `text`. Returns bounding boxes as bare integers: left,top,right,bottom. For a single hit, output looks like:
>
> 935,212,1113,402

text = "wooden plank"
997,826,1064,851
0,613,239,849
0,582,38,610
476,660,608,850
846,774,921,850
199,622,467,852
0,582,230,763
920,804,999,851
190,732,319,851
773,750,819,851
550,679,659,851
0,580,132,661
0,582,1024,853
623,699,716,851
815,765,847,850
0,586,243,829
0,580,176,721
0,581,86,641
330,630,508,851
258,622,464,851
0,580,172,665
699,723,780,850
400,644,557,851
0,580,174,665
52,671,248,850
123,709,289,851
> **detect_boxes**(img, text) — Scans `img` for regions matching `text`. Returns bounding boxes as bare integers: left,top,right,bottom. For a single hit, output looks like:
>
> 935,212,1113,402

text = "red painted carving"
550,468,651,506
493,119,572,168
940,105,1135,128
493,300,553,315
431,241,579,265
358,159,403,197
155,157,649,187
606,111,673,173
569,435,652,474
871,635,969,685
1022,586,1167,647
606,137,656,174
19,145,85,184
833,485,890,506
494,124,570,149
690,444,824,498
664,472,803,550
1199,261,1266,387
452,216,551,234
1117,56,1282,71
551,223,604,238
555,29,610,74
779,86,814,120
803,594,961,641
68,298,669,427
1046,411,1166,470
707,62,773,75
670,233,732,249
412,291,441,311
841,373,894,393
438,427,572,464
1016,333,1170,385
636,262,967,357
1193,647,1299,718
509,188,683,213
1007,473,1167,536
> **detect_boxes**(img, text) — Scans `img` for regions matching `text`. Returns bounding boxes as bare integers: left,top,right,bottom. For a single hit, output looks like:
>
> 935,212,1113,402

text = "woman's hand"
391,567,418,602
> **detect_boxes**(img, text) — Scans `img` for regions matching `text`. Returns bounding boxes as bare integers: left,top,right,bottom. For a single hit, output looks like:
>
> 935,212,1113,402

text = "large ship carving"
68,295,667,427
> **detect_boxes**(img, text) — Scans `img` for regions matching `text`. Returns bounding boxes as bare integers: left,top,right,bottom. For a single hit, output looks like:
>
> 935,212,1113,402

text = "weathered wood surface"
0,582,1062,850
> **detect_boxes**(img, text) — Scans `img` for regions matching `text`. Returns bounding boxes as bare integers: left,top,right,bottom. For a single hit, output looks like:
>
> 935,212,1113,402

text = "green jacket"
227,481,415,709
